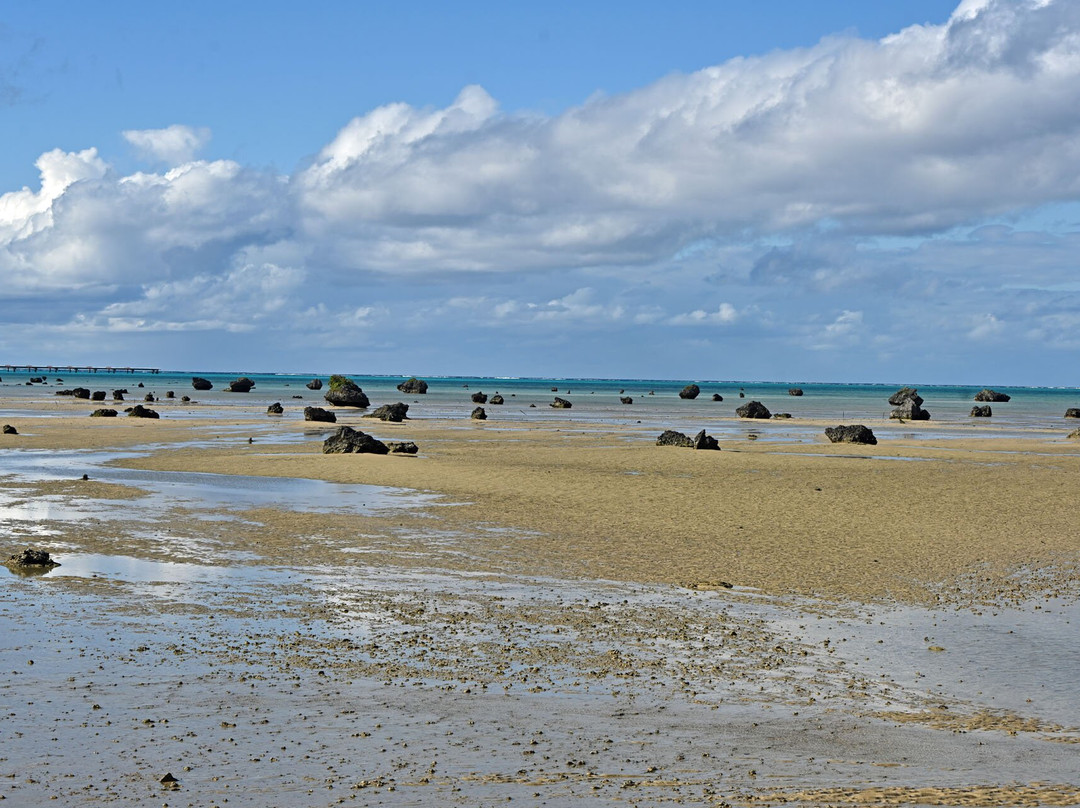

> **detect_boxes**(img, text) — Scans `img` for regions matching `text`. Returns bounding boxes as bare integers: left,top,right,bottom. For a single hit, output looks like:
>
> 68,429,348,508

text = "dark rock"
396,377,428,394
888,387,923,407
693,430,720,450
773,413,792,419
165,391,174,398
471,391,488,404
736,401,771,419
620,396,633,404
267,402,284,415
824,425,877,445
970,405,992,417
91,390,106,401
2,424,17,434
226,377,255,393
137,382,144,387
974,388,1010,403
90,409,118,417
324,375,369,407
54,389,74,396
8,548,59,568
656,430,693,447
181,395,190,402
471,407,487,420
306,378,323,390
489,394,505,405
322,426,389,455
112,390,125,401
788,388,804,396
679,384,700,400
890,399,930,420
551,387,559,392
304,406,336,423
551,397,572,409
712,393,723,402
144,393,155,402
365,402,409,422
73,387,91,399
1067,428,1080,439
1066,408,1080,418
127,404,159,419
388,441,419,454
192,377,213,391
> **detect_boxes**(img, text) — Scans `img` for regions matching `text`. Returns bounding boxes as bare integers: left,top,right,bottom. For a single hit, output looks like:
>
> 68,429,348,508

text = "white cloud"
123,125,212,165
669,303,739,326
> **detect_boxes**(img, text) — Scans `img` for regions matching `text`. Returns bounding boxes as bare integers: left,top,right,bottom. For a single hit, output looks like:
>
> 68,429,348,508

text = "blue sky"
3,0,1080,384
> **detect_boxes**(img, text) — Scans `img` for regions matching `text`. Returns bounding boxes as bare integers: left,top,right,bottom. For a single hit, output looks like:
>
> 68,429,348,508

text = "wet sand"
2,401,1080,805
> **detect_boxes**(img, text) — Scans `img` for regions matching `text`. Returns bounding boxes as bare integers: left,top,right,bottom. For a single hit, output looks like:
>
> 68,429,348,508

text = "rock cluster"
736,401,771,419
304,406,336,423
824,424,877,445
974,389,1010,402
889,387,930,420
325,375,370,408
397,377,428,394
322,426,389,454
679,384,700,400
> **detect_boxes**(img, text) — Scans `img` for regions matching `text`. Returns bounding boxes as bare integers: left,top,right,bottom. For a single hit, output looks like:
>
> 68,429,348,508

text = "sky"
3,0,1080,385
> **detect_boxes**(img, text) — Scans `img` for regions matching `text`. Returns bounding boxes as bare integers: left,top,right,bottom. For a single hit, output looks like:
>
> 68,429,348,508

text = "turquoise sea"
3,369,1079,439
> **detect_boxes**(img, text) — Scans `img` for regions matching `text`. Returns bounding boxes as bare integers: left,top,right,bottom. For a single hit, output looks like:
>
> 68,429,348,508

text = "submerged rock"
788,388,804,396
712,393,724,402
322,426,389,455
396,377,428,394
824,424,877,445
736,401,771,419
324,375,369,407
620,396,633,404
303,406,336,423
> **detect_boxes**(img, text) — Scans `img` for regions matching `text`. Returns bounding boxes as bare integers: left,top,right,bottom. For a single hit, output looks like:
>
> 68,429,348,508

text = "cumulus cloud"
123,125,212,164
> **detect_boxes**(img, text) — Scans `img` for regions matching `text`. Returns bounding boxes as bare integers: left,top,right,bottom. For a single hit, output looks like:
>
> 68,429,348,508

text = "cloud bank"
3,0,1080,382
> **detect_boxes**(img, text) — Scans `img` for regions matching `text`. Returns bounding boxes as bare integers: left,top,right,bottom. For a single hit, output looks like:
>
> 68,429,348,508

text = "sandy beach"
3,393,1080,805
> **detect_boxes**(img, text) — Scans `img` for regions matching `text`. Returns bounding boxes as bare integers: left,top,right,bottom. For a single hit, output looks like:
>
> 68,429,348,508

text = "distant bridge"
2,365,161,374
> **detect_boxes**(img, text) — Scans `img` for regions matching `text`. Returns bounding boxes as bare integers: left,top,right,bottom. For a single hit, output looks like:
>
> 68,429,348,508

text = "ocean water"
3,370,1078,439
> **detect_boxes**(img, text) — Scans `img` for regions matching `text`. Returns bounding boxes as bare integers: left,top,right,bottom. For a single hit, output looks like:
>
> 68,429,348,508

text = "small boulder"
90,409,118,417
656,430,693,447
181,395,190,402
711,393,723,402
112,390,126,401
551,397,572,409
824,425,877,445
489,394,505,405
365,402,409,422
144,393,155,402
970,405,992,417
471,391,488,404
679,384,700,400
7,548,59,568
693,430,720,450
73,387,91,399
322,426,389,455
736,401,771,419
324,375,369,407
888,387,923,407
388,441,419,455
2,424,17,435
396,377,428,394
1067,428,1080,439
306,378,323,390
471,407,487,420
974,389,1010,403
788,388,804,396
91,390,106,401
620,396,633,404
773,413,792,419
165,391,174,398
192,377,213,391
304,406,337,423
267,402,284,415
127,404,159,419
1066,408,1080,418
226,377,255,393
